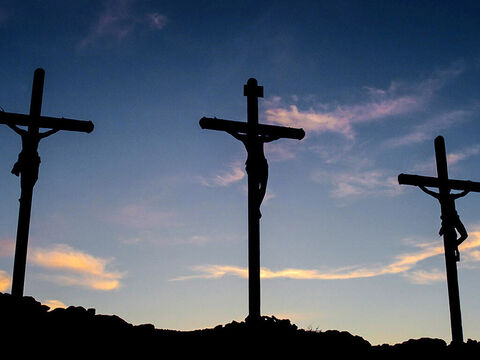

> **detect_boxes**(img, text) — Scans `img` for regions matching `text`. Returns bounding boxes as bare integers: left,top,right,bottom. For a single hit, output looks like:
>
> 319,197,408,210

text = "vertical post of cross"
435,136,463,344
244,78,263,320
11,68,45,297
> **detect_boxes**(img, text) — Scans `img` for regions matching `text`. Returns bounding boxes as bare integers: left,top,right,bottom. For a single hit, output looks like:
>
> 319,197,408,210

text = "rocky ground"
0,292,478,358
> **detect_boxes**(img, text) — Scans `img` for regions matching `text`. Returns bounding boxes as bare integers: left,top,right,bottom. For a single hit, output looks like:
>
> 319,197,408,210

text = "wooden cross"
199,78,305,321
398,135,480,344
0,68,94,297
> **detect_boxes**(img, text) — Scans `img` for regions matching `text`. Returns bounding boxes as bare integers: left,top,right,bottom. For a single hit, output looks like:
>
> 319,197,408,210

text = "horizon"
1,0,480,345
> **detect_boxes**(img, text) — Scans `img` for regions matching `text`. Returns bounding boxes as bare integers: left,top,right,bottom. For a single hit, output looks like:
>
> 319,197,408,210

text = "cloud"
172,231,480,283
0,270,11,292
0,238,14,257
265,142,299,162
265,104,354,139
79,0,167,49
30,244,123,291
447,144,480,165
108,203,176,229
464,249,480,262
413,143,480,173
199,161,245,187
383,110,471,148
402,269,446,284
146,12,167,29
43,299,67,310
312,169,402,199
263,63,463,140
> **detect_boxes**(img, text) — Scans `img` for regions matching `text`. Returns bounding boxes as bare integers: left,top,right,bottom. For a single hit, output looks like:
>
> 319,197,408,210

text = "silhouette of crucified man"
7,124,59,190
227,130,280,218
419,185,469,261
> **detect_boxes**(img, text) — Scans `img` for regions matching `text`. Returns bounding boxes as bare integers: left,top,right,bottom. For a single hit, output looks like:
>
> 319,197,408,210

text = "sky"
0,0,480,345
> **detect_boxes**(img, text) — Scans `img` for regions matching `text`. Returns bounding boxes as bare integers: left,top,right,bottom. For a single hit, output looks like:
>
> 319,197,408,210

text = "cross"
0,68,94,297
398,135,480,344
199,78,305,321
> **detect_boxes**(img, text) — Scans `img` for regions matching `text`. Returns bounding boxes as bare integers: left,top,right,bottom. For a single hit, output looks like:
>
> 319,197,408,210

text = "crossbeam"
199,117,305,140
0,111,94,133
398,174,480,192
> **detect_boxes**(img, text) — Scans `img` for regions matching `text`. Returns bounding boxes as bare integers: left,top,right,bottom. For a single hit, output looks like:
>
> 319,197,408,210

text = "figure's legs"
452,218,468,262
257,163,268,219
11,153,23,176
11,161,21,176
455,218,468,245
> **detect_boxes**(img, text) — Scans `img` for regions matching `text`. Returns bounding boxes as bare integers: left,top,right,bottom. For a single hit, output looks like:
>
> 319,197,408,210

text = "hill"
0,292,478,358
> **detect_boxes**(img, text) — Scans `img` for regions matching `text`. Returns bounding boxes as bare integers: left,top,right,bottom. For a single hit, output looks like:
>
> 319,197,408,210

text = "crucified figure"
7,124,59,187
227,130,280,218
419,185,469,261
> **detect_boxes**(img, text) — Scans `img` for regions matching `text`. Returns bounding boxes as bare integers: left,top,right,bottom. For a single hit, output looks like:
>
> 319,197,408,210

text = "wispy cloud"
264,63,464,140
383,110,471,148
0,238,14,257
402,269,445,284
79,0,167,49
0,270,10,292
146,12,167,29
107,203,176,229
413,143,480,173
265,102,354,139
265,141,300,162
199,161,245,187
172,231,480,283
30,244,123,291
312,169,402,199
447,144,480,165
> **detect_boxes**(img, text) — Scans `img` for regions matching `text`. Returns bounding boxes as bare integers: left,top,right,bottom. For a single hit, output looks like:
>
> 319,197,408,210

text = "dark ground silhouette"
1,293,478,358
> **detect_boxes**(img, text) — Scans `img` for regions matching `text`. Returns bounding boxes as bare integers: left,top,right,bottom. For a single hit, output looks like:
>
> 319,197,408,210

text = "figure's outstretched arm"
261,134,281,143
7,123,27,136
451,189,470,200
419,185,440,199
227,130,247,143
39,128,59,139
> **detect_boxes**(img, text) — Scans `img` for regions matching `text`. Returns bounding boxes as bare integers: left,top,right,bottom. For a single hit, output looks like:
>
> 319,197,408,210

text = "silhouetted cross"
0,68,94,297
200,78,305,321
398,135,480,344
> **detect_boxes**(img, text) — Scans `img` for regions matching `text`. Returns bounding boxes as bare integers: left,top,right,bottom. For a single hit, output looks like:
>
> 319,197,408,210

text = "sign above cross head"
243,78,264,98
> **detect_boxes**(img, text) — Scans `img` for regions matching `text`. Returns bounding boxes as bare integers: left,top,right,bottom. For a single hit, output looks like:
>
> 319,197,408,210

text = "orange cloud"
30,244,123,291
0,270,11,292
173,232,480,283
403,269,446,284
43,299,67,310
0,238,14,257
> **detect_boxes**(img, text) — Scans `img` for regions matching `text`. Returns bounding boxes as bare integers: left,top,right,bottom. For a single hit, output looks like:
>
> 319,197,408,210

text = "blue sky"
1,0,480,344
